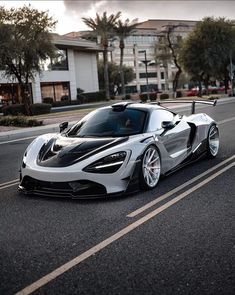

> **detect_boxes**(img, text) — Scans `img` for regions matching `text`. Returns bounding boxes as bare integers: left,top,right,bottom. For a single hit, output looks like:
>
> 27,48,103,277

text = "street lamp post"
139,50,150,101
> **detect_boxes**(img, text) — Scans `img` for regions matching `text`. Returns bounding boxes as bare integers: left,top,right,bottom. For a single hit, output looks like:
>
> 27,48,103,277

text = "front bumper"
19,176,126,199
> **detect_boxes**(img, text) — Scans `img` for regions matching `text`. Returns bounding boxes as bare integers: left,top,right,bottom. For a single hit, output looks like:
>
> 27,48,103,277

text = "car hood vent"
37,136,128,167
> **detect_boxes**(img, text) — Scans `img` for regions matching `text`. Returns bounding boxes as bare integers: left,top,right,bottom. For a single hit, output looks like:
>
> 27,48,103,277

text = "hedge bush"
0,116,43,127
61,95,69,101
160,93,169,100
82,90,106,102
125,94,131,100
139,93,148,102
139,92,157,102
77,88,84,94
42,97,53,104
77,94,87,104
149,92,157,101
30,103,51,115
176,91,182,98
52,100,81,107
2,104,26,116
2,103,51,116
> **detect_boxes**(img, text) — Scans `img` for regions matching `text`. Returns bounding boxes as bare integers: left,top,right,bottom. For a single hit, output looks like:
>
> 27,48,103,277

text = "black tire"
139,145,161,190
207,124,219,159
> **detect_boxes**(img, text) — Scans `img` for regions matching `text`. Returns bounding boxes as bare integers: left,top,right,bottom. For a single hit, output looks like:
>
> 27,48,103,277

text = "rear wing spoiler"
151,99,217,114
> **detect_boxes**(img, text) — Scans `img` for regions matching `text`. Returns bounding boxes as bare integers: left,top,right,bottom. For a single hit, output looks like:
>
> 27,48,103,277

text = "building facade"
0,34,101,104
66,19,197,94
111,19,197,93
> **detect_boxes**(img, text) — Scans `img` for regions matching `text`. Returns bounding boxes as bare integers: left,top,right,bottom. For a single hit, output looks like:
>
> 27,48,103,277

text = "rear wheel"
140,145,161,190
207,124,219,158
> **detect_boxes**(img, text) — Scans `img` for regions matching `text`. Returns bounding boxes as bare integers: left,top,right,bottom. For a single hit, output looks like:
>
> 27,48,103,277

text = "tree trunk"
173,68,182,98
198,80,202,97
119,40,125,98
165,26,182,98
163,61,169,92
224,76,229,94
103,47,110,100
20,83,31,116
204,74,210,95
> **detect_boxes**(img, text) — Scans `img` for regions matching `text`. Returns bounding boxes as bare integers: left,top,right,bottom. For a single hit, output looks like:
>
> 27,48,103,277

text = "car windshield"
67,108,147,137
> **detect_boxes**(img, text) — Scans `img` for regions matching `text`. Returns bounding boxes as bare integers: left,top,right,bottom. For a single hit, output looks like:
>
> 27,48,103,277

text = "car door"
148,109,191,167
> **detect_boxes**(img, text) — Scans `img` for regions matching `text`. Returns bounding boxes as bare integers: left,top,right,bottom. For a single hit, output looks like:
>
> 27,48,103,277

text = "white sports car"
19,101,219,198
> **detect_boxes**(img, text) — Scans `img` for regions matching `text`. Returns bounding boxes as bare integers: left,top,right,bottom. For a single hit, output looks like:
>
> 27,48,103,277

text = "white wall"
0,49,100,103
74,51,99,93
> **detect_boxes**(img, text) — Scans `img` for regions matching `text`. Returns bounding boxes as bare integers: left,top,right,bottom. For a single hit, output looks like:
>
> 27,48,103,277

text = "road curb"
0,121,77,142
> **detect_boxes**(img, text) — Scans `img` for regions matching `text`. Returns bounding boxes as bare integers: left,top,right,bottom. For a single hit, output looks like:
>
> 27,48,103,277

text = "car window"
68,108,147,137
147,110,175,132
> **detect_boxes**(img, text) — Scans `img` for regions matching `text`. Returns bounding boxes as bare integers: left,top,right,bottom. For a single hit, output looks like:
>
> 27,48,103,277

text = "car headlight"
22,151,27,168
83,151,127,173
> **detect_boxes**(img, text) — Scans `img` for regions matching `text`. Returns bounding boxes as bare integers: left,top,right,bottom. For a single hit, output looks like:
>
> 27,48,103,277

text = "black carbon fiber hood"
37,135,128,167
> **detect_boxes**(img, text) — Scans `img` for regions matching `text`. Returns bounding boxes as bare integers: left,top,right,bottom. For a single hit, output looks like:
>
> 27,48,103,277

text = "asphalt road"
0,100,234,295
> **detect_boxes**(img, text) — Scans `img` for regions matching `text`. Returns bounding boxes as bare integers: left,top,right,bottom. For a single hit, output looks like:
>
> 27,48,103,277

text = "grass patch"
32,108,96,120
0,116,43,127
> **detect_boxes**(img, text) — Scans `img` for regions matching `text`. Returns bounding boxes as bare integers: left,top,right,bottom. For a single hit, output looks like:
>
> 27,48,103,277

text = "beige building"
112,19,197,93
66,19,197,93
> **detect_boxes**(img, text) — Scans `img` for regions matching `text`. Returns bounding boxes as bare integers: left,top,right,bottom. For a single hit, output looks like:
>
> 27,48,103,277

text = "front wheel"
139,145,161,190
207,124,219,158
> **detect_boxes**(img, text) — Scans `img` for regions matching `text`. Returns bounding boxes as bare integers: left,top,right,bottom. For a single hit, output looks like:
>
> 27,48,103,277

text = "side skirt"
164,139,207,177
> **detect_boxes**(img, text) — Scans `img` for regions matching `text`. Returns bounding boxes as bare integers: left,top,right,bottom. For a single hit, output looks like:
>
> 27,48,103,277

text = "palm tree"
82,12,121,100
114,18,138,97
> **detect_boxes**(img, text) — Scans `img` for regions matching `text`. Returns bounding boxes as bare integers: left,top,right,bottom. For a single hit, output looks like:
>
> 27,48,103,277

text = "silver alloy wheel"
142,146,161,188
208,125,219,156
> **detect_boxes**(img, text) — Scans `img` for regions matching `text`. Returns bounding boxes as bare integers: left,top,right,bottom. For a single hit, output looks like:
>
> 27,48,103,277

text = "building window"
139,72,157,79
42,48,69,71
124,61,134,67
41,82,70,102
51,49,68,70
0,83,22,104
161,84,165,90
161,72,165,80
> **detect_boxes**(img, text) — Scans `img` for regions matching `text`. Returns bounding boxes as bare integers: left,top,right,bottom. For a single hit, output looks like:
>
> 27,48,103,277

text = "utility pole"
139,50,150,100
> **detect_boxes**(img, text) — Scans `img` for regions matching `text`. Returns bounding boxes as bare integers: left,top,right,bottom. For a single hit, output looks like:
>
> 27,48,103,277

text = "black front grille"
20,176,107,198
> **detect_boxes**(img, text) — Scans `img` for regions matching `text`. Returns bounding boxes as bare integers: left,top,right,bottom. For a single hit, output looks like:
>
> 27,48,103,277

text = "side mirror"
59,121,68,133
161,121,175,129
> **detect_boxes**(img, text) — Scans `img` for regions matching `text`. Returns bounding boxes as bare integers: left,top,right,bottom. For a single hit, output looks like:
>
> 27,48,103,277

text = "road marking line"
0,136,36,145
15,161,235,295
0,182,19,191
0,178,19,187
127,154,235,218
218,116,235,125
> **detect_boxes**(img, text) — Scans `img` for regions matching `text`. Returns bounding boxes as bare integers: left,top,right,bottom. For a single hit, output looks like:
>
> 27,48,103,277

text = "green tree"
0,5,56,115
98,62,134,95
82,12,121,100
113,18,138,97
180,17,234,95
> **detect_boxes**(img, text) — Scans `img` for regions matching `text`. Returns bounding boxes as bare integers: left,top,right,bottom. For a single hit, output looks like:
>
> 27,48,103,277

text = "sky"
1,0,235,34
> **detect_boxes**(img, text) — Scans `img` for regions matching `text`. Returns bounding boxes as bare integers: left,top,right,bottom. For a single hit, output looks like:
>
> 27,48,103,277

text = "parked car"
187,85,228,97
19,101,219,198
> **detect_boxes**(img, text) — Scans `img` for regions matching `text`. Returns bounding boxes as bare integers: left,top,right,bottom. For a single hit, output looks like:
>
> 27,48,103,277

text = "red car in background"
187,86,228,96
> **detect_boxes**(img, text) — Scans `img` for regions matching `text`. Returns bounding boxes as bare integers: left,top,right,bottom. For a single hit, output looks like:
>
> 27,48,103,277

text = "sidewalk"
0,96,233,143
